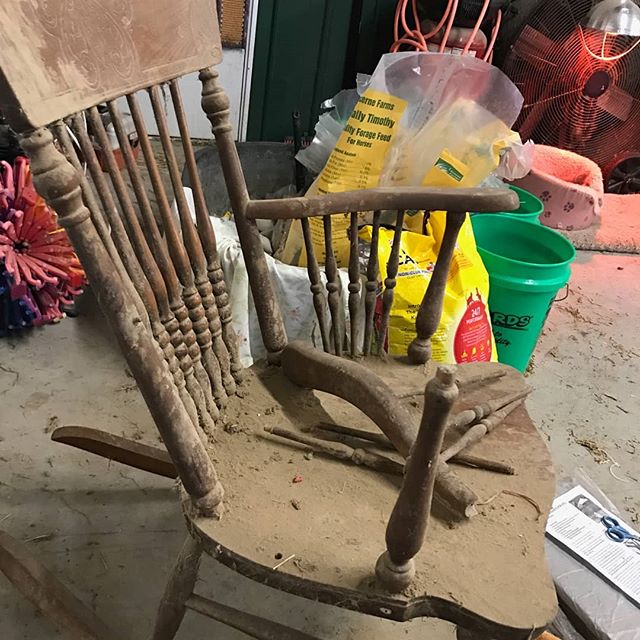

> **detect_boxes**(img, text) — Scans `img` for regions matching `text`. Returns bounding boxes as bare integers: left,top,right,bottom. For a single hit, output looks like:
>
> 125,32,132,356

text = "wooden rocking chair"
0,2,557,639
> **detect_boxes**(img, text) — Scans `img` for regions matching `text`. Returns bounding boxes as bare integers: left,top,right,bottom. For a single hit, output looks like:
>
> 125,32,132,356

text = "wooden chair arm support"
376,367,459,593
245,187,519,220
281,341,417,457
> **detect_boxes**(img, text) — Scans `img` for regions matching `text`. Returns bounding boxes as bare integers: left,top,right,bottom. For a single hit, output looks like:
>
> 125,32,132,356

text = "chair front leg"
376,366,458,592
408,211,466,364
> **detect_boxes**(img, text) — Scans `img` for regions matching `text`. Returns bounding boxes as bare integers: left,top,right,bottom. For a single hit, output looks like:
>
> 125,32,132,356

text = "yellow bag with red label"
360,212,497,363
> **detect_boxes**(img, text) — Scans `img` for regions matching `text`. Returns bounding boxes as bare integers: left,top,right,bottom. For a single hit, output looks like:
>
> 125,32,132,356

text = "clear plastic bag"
279,52,524,267
297,74,372,176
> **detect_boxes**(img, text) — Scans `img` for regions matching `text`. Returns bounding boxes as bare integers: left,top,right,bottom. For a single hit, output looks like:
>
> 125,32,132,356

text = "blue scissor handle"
602,516,633,542
606,527,627,543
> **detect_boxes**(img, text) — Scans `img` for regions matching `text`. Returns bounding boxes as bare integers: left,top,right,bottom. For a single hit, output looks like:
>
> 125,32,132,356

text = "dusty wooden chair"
0,1,557,639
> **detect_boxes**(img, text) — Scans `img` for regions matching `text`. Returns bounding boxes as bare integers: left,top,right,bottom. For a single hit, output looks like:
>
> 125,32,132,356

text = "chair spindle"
377,210,405,355
363,210,381,356
146,85,235,398
167,78,243,385
52,121,146,323
408,212,466,365
115,94,227,408
84,107,219,427
348,211,361,357
61,117,204,438
300,218,331,353
322,215,344,356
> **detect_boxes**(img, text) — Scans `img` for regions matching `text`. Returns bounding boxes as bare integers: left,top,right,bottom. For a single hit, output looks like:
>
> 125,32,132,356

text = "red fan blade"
598,84,633,122
512,25,559,70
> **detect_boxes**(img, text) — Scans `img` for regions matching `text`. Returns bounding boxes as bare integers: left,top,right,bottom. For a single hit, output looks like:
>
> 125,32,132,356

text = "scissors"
601,516,640,551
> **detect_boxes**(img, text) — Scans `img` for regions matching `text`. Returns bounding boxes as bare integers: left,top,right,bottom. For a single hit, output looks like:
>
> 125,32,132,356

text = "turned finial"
20,128,89,230
199,68,232,135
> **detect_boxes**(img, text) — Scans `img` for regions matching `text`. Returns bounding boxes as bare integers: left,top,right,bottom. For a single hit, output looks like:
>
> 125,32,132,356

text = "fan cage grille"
501,0,640,168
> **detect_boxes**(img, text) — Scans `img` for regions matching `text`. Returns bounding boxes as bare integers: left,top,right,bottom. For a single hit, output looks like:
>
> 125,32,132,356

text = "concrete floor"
1,250,638,639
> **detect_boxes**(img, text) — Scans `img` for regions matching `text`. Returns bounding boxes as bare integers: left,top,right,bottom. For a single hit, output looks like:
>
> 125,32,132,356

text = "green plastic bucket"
481,185,543,224
471,216,576,372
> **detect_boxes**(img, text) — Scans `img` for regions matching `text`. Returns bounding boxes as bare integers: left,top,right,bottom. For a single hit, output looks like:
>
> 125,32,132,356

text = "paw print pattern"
540,191,551,203
543,210,552,218
563,202,575,213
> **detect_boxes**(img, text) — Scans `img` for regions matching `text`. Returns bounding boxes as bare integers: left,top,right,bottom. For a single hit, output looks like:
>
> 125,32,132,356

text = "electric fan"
496,0,640,193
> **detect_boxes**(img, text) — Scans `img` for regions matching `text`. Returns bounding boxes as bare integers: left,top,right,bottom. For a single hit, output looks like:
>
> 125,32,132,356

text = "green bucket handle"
554,284,569,303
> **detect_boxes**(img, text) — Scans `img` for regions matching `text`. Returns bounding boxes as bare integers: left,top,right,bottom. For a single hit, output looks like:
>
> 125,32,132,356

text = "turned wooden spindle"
145,86,235,398
199,67,287,362
20,127,223,517
377,210,405,355
446,388,530,436
54,121,204,439
323,214,344,356
109,97,227,409
300,217,331,353
348,211,361,357
363,210,382,356
168,78,243,386
82,109,219,428
441,397,526,463
376,366,458,592
58,120,206,439
91,104,221,419
408,211,465,364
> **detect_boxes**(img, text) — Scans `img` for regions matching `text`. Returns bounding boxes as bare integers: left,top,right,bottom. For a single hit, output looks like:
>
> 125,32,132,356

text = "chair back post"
20,127,224,518
199,68,288,362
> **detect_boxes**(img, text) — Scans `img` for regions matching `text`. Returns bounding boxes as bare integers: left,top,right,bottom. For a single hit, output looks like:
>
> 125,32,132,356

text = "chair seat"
185,359,557,639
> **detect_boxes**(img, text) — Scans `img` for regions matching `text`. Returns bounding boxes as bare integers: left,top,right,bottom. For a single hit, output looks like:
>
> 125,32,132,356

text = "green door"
247,0,397,142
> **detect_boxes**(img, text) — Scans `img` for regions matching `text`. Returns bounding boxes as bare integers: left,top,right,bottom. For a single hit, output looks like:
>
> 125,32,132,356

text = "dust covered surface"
188,359,556,629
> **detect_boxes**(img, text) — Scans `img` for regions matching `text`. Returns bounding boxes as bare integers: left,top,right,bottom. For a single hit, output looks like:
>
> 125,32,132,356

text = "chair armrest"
245,186,519,220
281,341,417,456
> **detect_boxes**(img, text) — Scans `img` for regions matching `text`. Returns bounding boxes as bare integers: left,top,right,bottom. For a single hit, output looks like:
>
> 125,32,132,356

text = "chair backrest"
0,0,221,129
0,0,248,516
